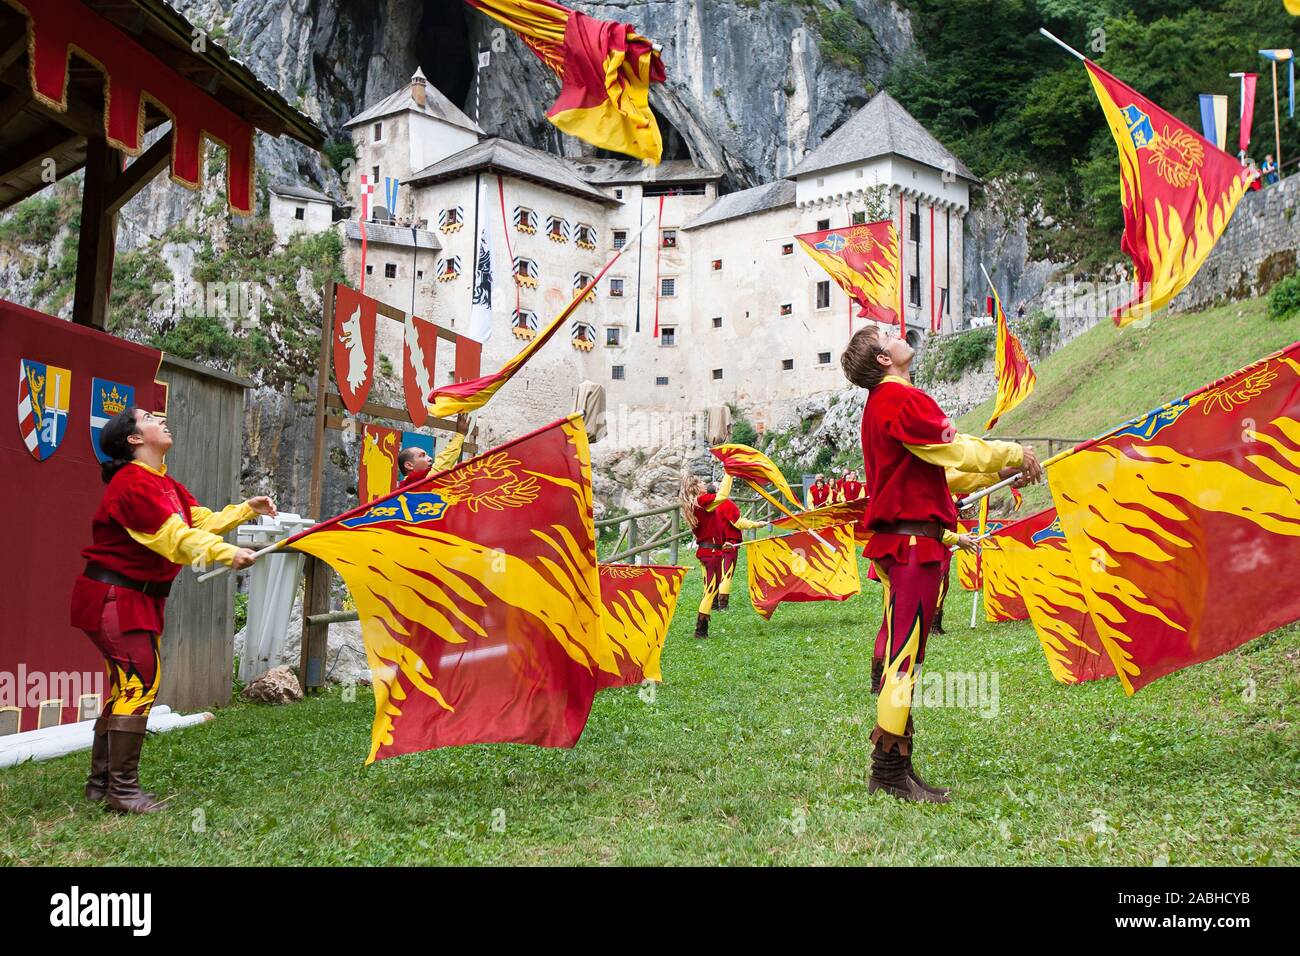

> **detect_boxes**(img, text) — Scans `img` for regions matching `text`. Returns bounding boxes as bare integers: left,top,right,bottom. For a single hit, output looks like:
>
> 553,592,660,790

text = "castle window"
712,368,723,381
661,229,677,249
612,365,625,380
384,263,398,279
612,229,627,249
365,264,374,275
373,122,383,143
655,376,669,386
547,216,569,243
816,281,830,310
439,206,464,233
818,351,832,365
574,223,597,249
294,207,305,221
711,259,722,271
514,257,539,288
817,218,830,230
514,206,537,234
660,327,676,347
851,211,867,225
436,257,461,282
512,309,540,340
782,358,794,371
660,277,676,297
609,277,625,297
909,274,921,306
605,326,622,347
574,272,596,301
781,242,794,256
711,316,723,329
615,188,624,200
779,302,793,316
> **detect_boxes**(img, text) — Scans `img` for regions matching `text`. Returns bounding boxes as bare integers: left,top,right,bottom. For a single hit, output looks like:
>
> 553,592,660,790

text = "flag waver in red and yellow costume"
795,221,900,327
1085,59,1255,326
463,0,665,162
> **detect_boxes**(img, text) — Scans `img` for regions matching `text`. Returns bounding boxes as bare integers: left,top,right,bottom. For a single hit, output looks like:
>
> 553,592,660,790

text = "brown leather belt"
84,562,173,598
873,520,945,541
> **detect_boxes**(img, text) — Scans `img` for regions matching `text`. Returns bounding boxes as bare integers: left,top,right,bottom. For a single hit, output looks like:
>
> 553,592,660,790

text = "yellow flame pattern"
292,416,616,762
1049,409,1300,693
747,524,860,620
598,565,687,683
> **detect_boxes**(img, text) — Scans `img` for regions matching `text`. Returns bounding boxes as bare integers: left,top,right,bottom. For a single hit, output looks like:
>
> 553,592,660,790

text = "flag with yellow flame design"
770,497,869,534
286,414,617,762
1048,343,1300,694
795,221,900,326
981,519,1027,624
1085,60,1255,326
463,0,665,162
956,519,981,590
985,286,1036,430
711,443,803,512
596,563,687,688
747,524,861,621
983,507,1114,684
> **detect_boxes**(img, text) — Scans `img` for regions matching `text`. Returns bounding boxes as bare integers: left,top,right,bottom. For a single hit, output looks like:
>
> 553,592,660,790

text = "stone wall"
1172,176,1300,313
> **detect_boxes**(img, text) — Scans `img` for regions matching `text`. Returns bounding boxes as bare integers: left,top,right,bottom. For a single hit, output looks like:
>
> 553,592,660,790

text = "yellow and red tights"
870,550,945,753
83,589,162,717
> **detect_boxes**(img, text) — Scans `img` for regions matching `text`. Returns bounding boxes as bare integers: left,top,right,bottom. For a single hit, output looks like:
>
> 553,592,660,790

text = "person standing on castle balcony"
841,326,1041,803
70,407,272,814
680,474,764,637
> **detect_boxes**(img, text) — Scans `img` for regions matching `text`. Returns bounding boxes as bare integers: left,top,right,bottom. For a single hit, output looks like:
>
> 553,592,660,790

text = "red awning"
8,0,257,214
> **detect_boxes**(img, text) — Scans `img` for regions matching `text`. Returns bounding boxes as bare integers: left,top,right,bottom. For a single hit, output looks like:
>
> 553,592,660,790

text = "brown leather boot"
870,657,884,695
105,715,164,814
84,714,111,802
868,730,949,803
694,612,710,639
715,593,729,611
932,607,946,635
904,717,951,798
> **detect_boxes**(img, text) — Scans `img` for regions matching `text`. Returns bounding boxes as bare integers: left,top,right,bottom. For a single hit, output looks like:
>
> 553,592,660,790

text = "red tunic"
833,479,846,501
842,480,862,501
861,379,959,565
399,467,430,487
693,493,741,547
809,483,831,507
70,463,200,634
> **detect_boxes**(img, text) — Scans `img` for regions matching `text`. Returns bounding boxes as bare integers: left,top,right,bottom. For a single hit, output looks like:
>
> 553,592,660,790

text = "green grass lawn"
3,551,1295,866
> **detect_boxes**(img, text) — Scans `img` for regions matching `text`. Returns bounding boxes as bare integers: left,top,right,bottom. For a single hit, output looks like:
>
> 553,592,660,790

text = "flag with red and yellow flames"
285,414,617,763
1085,60,1255,326
983,507,1115,684
747,524,861,621
981,519,1027,623
463,0,665,162
596,563,687,688
1049,343,1300,694
711,443,803,512
795,221,900,326
770,497,870,534
956,518,981,590
985,286,1036,430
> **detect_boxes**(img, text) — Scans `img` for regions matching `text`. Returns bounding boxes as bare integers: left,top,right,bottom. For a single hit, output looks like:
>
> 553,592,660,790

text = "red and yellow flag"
984,507,1115,684
596,563,687,688
980,516,1028,624
1085,60,1255,326
285,414,616,762
956,518,981,590
770,497,870,534
795,221,900,326
984,286,1036,430
463,0,665,162
747,524,861,621
710,443,803,512
1048,343,1300,693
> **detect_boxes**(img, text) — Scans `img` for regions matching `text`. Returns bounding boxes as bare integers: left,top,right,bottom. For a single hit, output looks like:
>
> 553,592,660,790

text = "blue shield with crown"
1120,103,1155,150
90,378,135,464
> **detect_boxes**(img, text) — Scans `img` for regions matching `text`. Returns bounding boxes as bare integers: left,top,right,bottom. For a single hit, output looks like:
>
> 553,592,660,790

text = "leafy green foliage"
922,327,996,382
729,404,759,447
1268,270,1300,321
888,0,1300,267
323,137,357,172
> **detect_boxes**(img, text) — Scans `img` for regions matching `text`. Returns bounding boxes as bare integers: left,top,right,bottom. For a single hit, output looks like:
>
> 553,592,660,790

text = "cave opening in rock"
416,0,475,114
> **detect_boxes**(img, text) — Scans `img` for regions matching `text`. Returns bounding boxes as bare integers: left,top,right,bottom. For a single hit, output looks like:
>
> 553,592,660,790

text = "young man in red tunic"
71,407,274,813
680,474,764,636
841,470,863,502
842,326,1042,802
807,473,831,509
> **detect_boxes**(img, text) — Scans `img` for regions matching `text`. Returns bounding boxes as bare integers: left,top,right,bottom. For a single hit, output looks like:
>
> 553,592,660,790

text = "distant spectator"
1016,300,1026,319
1245,157,1263,191
1262,154,1279,186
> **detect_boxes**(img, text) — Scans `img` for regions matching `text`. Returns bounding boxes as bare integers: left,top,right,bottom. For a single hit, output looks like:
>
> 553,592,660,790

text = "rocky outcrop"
241,664,304,703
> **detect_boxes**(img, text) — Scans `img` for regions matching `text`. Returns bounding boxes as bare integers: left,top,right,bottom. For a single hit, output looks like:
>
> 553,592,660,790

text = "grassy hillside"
957,295,1300,441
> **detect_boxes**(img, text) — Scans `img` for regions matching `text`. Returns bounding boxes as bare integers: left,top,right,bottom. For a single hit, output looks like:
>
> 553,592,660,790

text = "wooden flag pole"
1273,59,1283,173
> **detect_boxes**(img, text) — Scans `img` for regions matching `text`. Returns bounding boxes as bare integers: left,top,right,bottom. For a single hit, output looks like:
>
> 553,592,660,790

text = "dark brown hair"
99,406,140,483
396,446,423,476
840,326,890,389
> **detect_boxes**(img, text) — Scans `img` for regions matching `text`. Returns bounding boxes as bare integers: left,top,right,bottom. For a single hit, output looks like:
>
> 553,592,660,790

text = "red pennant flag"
402,316,439,427
333,284,377,415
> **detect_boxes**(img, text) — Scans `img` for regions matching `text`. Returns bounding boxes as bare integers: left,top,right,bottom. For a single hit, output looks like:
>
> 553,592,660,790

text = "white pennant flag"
468,176,497,343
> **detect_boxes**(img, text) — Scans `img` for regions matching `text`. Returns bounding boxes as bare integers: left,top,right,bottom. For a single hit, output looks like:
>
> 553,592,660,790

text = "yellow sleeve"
127,513,241,569
707,474,735,510
942,529,960,547
433,433,466,472
945,469,1003,495
735,517,765,531
906,433,1023,474
190,502,256,535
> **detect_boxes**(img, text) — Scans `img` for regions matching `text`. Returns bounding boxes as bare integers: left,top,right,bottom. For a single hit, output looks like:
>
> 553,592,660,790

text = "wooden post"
72,137,119,329
299,281,336,691
626,517,639,566
669,507,680,565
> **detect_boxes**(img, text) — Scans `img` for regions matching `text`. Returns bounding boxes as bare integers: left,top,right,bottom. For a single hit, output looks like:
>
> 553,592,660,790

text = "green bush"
729,404,759,448
323,138,357,172
1022,311,1058,358
1268,271,1300,321
926,327,995,382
